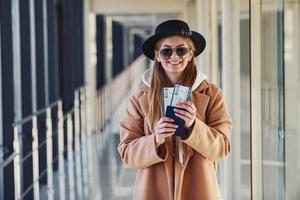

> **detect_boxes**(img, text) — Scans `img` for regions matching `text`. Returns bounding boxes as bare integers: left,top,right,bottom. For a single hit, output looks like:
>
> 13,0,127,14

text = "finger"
159,117,174,123
174,112,192,122
160,122,178,129
176,101,193,107
157,122,178,133
177,101,196,110
183,101,195,107
175,104,194,114
174,108,194,118
159,127,177,133
185,101,195,108
183,105,195,114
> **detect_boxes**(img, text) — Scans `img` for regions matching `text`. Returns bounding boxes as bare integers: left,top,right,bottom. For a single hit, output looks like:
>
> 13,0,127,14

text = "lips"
168,61,182,65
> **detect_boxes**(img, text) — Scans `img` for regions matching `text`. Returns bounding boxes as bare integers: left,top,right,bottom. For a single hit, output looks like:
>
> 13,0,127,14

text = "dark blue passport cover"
165,106,186,137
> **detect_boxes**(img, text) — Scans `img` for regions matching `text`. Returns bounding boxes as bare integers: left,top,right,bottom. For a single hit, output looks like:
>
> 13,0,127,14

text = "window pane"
261,0,285,199
240,14,251,199
284,1,300,199
217,1,251,199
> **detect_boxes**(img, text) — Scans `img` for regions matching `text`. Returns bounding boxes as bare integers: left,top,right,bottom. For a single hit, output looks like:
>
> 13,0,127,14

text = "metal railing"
0,86,93,200
1,56,147,200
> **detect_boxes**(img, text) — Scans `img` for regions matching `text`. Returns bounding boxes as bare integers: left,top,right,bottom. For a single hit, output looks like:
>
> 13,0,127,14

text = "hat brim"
142,31,206,60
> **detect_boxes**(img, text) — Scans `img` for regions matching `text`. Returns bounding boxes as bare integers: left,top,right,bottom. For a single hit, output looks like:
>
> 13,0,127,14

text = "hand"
174,101,196,129
154,117,177,145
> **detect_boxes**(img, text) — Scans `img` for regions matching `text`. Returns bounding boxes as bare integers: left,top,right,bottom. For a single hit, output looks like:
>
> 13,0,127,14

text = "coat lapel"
138,94,149,116
191,91,210,122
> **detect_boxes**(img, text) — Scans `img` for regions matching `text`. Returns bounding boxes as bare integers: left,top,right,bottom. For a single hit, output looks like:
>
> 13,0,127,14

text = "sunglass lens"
160,48,173,58
176,47,189,57
159,47,189,59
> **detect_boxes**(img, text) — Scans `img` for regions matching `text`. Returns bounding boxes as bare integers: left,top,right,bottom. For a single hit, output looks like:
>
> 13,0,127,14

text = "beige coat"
118,72,232,200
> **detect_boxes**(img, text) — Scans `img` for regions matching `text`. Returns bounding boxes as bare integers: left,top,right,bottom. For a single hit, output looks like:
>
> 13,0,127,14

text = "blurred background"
0,0,300,199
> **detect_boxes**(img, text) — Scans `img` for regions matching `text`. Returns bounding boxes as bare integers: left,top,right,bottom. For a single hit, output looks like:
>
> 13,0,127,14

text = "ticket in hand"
162,84,192,137
170,84,191,107
162,87,174,115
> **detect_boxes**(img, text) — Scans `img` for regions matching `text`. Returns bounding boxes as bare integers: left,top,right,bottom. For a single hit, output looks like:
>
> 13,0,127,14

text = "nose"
169,49,179,58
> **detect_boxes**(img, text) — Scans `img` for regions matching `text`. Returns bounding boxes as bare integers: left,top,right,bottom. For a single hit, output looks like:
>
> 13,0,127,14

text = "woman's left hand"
174,101,197,129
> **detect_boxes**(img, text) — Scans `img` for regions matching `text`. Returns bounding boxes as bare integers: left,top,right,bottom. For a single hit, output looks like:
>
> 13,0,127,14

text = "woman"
118,19,232,200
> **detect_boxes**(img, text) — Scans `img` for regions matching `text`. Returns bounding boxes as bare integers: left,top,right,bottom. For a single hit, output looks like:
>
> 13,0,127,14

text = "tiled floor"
39,132,135,200
98,133,135,200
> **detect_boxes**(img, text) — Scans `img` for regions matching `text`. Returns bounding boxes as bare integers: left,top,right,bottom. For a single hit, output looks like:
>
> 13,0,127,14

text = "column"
222,0,241,199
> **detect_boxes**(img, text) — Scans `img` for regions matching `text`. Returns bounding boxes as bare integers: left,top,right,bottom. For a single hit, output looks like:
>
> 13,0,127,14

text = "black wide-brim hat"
142,19,206,60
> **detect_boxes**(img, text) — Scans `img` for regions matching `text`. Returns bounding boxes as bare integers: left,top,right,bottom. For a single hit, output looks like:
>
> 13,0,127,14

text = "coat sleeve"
182,88,232,161
118,94,168,169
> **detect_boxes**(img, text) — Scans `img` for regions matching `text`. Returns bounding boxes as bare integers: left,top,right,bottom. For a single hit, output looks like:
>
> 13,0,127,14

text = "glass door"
261,0,285,199
284,0,300,199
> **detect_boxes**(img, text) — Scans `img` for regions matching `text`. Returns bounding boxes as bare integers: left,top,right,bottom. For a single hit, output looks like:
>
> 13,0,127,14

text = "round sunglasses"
159,46,190,59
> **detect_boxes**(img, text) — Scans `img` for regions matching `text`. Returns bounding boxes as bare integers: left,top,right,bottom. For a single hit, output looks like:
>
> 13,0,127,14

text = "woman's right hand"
154,117,178,146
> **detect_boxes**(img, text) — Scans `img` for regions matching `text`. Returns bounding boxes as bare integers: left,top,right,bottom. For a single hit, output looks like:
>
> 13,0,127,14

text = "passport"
165,105,186,137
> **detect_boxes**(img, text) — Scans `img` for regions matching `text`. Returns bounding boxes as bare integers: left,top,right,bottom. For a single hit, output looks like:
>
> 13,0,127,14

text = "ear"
155,50,161,62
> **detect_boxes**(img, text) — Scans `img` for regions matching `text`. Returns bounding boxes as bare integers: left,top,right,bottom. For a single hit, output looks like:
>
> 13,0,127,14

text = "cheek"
183,61,189,68
188,52,193,61
155,51,161,62
160,60,168,68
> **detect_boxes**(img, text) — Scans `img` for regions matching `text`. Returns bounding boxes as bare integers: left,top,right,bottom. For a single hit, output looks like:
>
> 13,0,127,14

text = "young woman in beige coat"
118,19,232,200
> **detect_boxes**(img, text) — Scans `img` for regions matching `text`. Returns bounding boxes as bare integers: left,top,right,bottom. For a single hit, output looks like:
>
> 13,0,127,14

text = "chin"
167,69,185,74
167,66,185,72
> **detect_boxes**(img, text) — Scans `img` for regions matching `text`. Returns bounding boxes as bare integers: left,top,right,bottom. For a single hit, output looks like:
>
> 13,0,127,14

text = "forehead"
159,35,188,47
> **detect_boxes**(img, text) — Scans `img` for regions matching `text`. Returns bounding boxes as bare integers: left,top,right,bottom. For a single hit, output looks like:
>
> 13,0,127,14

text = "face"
155,35,194,79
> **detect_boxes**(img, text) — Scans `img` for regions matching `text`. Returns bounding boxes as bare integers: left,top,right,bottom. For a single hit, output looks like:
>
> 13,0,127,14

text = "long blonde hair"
147,37,197,132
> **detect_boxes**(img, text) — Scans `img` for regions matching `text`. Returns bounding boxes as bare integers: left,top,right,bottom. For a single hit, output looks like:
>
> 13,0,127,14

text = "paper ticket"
170,84,191,106
162,87,174,115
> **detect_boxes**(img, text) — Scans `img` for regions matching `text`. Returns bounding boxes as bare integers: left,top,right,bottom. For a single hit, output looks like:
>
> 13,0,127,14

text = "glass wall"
220,0,300,199
240,7,251,199
284,0,300,199
261,0,285,199
217,0,252,199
